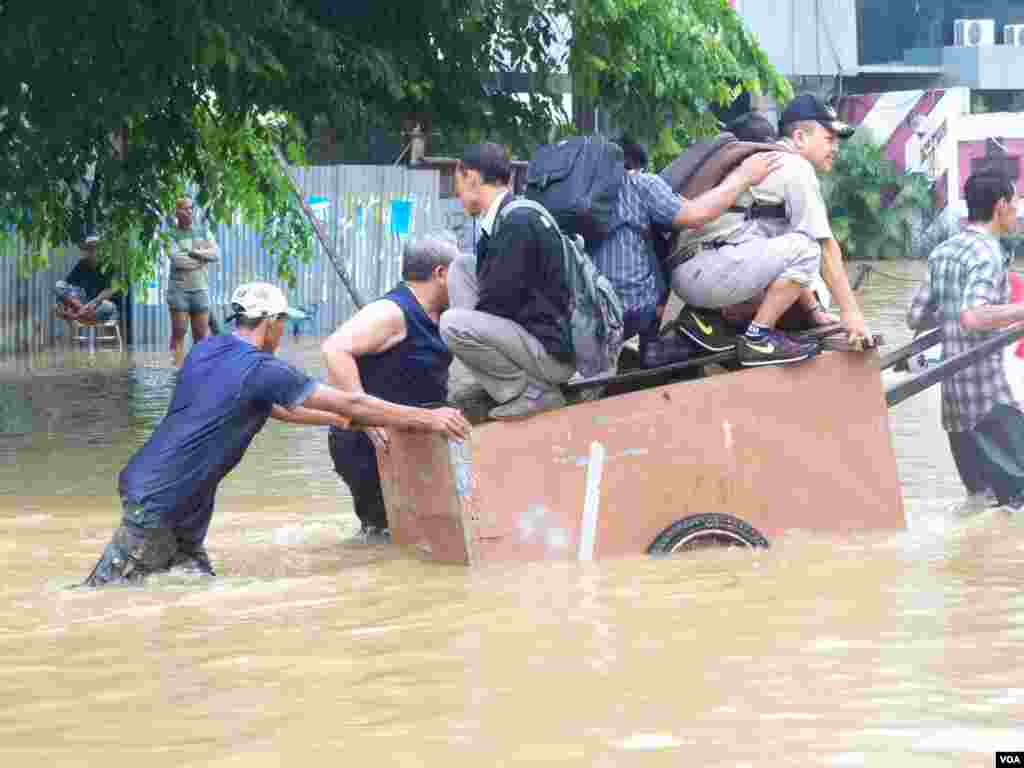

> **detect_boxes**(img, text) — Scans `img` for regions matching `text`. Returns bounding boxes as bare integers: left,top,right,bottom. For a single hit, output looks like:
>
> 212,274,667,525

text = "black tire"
647,513,769,555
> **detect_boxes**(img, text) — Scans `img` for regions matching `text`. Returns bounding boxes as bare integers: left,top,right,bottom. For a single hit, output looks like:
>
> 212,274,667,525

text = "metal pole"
878,327,941,372
562,349,737,392
885,324,1024,408
273,150,367,310
851,263,873,292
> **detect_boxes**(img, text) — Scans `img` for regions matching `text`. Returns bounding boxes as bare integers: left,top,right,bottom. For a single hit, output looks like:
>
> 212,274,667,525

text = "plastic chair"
73,318,123,352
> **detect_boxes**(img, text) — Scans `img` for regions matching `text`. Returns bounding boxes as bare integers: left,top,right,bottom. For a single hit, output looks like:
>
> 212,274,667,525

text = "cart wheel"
647,513,769,555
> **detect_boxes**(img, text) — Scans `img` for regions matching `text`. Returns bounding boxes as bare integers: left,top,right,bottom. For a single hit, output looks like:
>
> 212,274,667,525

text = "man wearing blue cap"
670,93,870,367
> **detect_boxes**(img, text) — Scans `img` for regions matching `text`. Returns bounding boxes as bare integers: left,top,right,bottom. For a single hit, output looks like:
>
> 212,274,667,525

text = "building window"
858,1,1024,66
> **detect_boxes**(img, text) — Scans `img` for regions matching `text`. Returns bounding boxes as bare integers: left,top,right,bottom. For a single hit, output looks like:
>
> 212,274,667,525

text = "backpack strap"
727,201,788,219
494,197,562,237
496,197,582,302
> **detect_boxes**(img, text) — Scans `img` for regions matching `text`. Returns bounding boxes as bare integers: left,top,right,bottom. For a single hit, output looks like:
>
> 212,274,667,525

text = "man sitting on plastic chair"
54,235,120,335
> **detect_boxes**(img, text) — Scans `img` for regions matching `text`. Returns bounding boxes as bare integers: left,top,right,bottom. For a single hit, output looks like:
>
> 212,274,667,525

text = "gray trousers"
440,254,575,404
670,232,821,309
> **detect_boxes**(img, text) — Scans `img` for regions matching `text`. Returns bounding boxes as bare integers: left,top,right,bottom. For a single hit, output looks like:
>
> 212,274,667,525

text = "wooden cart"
378,349,906,564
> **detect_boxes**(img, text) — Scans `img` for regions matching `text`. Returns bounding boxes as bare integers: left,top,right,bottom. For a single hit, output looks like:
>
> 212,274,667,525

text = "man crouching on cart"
82,282,470,586
669,94,870,367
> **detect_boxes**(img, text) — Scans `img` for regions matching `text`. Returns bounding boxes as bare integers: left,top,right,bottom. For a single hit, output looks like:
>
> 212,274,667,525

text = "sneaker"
616,346,643,373
170,548,216,576
738,329,819,367
641,333,701,369
489,387,566,420
348,525,391,545
673,306,738,352
1002,492,1024,513
567,372,606,403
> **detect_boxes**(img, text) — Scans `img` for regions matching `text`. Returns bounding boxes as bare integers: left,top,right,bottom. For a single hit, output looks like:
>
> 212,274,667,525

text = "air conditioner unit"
1005,24,1024,46
954,18,995,46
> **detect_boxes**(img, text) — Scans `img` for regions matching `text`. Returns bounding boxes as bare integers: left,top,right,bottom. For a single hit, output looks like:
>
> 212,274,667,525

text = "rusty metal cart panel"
378,350,904,565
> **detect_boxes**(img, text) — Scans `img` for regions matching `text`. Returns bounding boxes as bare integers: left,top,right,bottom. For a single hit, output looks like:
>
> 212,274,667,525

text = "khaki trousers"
441,254,574,404
670,232,821,308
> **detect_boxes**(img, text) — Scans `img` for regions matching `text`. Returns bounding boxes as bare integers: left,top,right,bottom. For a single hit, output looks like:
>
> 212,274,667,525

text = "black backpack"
525,136,624,248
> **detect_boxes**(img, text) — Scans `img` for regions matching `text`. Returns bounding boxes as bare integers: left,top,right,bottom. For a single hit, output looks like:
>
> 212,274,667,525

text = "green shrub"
821,140,933,260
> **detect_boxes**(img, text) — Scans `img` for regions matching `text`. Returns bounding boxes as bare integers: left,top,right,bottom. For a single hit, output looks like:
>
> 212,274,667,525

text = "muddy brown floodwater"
0,261,1022,767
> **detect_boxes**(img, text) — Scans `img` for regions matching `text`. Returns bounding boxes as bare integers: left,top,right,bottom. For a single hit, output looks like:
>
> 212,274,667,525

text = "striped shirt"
590,171,683,312
907,226,1019,432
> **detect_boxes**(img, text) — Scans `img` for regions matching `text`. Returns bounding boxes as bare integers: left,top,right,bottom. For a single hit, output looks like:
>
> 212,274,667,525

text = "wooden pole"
273,149,367,310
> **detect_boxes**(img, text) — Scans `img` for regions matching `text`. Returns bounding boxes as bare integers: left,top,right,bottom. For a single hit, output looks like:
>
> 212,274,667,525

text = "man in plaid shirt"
908,168,1024,511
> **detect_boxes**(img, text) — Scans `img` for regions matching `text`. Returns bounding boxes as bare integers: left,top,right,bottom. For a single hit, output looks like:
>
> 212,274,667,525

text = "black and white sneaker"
673,306,738,352
349,525,391,545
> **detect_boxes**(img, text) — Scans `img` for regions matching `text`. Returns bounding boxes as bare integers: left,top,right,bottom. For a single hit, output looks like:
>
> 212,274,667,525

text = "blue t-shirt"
118,335,316,537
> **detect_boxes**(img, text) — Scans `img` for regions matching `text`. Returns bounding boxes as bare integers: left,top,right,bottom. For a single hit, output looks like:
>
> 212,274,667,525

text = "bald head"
175,197,194,228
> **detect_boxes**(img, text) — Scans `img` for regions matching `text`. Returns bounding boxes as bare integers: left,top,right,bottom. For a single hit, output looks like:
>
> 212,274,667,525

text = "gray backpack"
496,198,625,377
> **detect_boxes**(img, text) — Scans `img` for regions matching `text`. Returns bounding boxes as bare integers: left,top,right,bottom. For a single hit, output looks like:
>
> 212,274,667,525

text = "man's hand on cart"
842,309,872,350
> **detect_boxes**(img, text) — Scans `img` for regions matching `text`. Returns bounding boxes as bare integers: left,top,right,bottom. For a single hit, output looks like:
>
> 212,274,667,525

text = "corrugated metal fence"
133,165,442,349
0,239,79,358
0,165,442,356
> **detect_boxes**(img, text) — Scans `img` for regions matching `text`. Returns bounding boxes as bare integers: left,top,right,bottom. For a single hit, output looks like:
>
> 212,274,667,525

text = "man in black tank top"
322,232,458,539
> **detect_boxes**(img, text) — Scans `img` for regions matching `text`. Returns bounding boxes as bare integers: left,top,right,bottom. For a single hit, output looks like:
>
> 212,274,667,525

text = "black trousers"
328,428,388,530
948,430,989,494
948,404,1024,505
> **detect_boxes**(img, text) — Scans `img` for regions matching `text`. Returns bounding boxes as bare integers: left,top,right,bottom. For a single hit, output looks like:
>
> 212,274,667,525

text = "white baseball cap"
228,282,307,321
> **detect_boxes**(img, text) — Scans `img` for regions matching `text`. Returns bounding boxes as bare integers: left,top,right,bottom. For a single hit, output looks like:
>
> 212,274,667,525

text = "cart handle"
878,328,942,372
885,324,1024,408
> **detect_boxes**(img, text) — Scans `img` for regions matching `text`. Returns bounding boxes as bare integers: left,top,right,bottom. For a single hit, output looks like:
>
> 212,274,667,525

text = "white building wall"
942,112,1024,220
907,87,970,181
859,91,933,147
734,0,858,78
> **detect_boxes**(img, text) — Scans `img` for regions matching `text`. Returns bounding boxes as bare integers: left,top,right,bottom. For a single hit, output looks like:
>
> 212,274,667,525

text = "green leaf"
1,0,790,282
831,215,851,244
